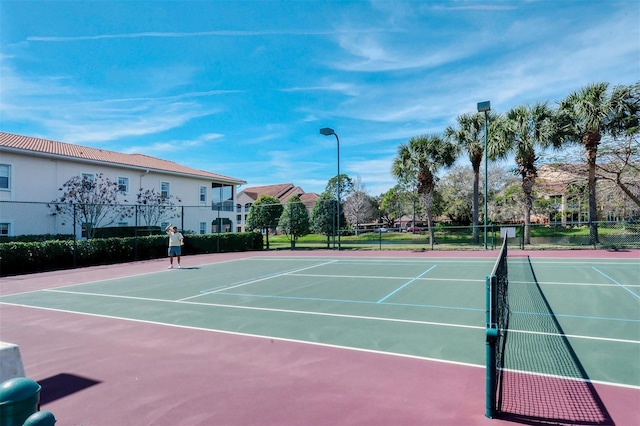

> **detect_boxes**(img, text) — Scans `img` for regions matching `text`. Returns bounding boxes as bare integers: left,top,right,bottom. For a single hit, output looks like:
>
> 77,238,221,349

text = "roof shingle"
0,131,245,184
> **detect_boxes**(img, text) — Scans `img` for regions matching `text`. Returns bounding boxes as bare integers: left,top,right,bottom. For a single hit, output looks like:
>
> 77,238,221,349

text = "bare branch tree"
49,173,130,238
136,188,182,228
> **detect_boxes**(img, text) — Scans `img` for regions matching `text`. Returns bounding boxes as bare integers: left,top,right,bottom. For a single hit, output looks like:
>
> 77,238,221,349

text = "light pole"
320,127,341,250
477,101,491,250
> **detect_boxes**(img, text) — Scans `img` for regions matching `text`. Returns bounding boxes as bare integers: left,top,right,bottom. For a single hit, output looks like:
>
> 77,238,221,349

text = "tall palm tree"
555,82,639,244
391,134,458,247
445,113,487,244
492,102,558,244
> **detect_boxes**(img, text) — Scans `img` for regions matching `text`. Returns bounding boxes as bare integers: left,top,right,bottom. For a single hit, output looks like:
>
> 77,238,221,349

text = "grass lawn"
262,223,637,251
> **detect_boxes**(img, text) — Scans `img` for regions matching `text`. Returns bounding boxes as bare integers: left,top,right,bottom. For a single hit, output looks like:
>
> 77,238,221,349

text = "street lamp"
320,127,341,250
477,101,491,250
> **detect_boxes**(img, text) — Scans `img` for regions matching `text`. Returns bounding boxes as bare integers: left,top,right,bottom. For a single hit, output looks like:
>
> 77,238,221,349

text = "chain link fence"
262,222,640,251
1,200,638,251
0,200,237,239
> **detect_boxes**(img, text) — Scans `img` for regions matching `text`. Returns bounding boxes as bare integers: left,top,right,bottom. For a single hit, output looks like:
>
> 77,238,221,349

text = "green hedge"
93,226,163,238
0,232,263,277
0,234,74,243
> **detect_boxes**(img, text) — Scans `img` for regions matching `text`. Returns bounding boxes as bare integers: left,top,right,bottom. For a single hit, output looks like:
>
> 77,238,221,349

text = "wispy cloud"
334,32,480,72
26,28,394,42
122,133,224,156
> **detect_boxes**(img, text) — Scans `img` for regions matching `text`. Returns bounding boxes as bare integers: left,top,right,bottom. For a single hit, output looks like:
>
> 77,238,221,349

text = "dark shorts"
168,246,182,257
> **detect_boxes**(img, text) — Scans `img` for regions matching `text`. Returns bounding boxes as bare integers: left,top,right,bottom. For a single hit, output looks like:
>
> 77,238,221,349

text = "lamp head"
319,127,335,136
477,101,491,112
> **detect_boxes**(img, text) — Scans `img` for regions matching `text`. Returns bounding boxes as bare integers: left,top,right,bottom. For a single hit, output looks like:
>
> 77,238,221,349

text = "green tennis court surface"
2,254,638,389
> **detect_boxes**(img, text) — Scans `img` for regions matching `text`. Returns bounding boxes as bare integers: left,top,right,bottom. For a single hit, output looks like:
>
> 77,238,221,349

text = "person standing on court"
165,224,184,269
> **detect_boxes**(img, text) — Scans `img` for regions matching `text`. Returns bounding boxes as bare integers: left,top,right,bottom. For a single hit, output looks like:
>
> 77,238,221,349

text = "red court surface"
1,249,639,425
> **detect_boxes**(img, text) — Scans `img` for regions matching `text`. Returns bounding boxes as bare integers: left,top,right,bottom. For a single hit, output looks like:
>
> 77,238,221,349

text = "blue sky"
1,0,638,196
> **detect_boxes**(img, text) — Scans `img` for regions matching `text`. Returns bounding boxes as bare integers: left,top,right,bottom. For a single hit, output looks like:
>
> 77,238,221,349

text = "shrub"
0,232,263,276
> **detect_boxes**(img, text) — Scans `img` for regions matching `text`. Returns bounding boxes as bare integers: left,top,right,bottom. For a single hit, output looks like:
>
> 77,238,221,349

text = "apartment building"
236,183,318,232
0,131,246,237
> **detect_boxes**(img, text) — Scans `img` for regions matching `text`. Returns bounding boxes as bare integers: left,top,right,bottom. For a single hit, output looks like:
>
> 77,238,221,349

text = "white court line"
0,301,485,370
592,266,640,300
179,259,339,301
42,288,483,330
291,273,483,283
3,301,639,391
34,289,640,345
378,265,438,303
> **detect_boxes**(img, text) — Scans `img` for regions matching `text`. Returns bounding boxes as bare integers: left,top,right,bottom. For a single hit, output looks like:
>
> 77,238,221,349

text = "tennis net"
485,235,510,418
485,243,612,423
497,256,612,424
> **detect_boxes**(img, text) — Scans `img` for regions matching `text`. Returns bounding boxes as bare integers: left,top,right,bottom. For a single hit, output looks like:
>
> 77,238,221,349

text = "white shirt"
168,231,184,247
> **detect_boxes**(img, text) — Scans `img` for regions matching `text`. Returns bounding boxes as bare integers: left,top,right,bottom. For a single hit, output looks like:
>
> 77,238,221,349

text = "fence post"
72,204,77,268
134,205,139,260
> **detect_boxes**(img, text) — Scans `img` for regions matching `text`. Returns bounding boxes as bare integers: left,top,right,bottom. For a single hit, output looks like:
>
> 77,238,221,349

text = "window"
160,182,170,199
0,164,10,189
0,223,10,236
199,222,206,234
117,221,129,227
212,184,234,212
118,177,129,194
199,186,207,203
82,173,94,190
237,214,242,223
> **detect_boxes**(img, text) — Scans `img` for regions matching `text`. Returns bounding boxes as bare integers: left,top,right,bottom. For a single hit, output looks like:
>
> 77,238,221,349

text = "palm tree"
555,82,639,244
445,113,488,243
391,134,458,247
492,102,558,244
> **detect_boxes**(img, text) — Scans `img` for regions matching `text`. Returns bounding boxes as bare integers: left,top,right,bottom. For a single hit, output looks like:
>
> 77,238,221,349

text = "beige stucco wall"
0,151,241,236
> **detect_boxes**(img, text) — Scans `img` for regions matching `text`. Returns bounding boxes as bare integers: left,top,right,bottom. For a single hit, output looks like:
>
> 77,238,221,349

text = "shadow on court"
39,373,101,405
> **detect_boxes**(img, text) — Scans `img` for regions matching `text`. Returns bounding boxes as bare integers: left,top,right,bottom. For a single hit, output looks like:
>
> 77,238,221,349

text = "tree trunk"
584,132,600,245
522,174,535,245
472,162,480,244
423,191,435,249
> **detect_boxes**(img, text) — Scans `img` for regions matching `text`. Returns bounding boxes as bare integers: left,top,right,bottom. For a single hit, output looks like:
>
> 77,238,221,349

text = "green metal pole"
335,133,341,251
485,275,497,418
484,110,489,250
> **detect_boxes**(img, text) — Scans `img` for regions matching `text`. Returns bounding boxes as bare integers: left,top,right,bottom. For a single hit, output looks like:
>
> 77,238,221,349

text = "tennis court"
1,248,638,425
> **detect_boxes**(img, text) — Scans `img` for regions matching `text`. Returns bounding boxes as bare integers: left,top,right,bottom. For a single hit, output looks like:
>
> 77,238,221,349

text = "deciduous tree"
246,195,283,249
278,194,310,248
49,173,129,239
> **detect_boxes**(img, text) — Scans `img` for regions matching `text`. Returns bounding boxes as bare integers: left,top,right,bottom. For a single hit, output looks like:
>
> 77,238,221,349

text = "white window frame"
81,173,95,191
199,186,207,203
0,221,12,237
0,164,11,190
118,176,129,194
199,222,206,234
160,182,170,199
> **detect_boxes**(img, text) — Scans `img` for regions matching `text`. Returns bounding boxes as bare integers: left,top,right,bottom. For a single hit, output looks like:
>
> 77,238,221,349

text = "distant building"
533,164,589,224
236,183,318,231
0,131,246,237
535,163,639,223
